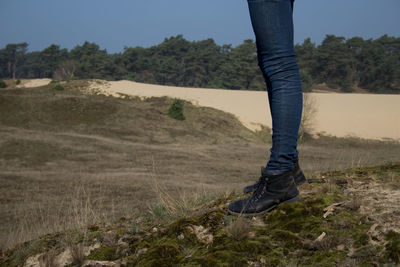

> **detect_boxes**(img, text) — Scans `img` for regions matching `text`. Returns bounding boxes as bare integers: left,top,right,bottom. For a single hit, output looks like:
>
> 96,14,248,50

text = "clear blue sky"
1,0,399,53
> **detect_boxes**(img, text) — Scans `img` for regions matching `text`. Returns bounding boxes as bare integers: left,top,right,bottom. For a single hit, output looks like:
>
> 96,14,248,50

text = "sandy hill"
87,79,400,141
12,78,400,141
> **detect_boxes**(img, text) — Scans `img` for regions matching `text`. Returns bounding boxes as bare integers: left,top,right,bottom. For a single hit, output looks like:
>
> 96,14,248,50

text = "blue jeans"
247,0,303,174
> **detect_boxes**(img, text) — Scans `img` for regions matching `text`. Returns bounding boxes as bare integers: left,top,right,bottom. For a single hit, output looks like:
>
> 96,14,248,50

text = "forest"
1,34,399,93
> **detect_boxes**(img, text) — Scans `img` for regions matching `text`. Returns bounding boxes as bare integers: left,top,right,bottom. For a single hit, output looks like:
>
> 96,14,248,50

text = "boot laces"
252,167,268,189
250,175,269,204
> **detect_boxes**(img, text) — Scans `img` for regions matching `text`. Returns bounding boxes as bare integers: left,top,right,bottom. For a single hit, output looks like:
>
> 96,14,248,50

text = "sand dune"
89,80,399,141
15,79,400,141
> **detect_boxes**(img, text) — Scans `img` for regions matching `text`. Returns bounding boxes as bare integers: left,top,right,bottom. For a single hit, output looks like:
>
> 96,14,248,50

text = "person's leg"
228,0,303,217
248,0,303,174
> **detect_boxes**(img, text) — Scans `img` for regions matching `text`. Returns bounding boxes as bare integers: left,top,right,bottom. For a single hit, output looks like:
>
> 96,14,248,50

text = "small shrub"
54,84,65,91
0,79,7,88
15,79,21,85
168,99,185,121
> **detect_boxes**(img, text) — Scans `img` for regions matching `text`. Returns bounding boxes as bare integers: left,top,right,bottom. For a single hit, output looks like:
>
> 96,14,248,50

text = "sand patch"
17,78,52,88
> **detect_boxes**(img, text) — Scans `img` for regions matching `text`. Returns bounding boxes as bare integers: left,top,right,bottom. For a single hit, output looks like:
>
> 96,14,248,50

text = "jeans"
247,0,303,174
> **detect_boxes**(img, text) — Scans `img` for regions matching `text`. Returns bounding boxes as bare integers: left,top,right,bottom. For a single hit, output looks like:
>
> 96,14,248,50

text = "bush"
168,99,185,121
0,80,7,88
15,79,21,85
54,84,65,91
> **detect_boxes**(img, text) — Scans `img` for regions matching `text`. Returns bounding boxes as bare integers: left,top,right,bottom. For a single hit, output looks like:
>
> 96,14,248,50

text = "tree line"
1,34,399,93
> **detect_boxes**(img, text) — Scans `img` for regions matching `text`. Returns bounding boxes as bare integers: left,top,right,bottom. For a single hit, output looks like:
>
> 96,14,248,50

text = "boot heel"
283,195,301,204
294,172,307,185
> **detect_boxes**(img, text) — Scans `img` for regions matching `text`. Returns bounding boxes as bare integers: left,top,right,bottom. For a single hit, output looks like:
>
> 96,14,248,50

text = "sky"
0,0,399,53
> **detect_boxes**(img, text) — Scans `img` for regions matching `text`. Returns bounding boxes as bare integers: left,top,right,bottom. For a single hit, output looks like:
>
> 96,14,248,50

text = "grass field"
1,81,399,250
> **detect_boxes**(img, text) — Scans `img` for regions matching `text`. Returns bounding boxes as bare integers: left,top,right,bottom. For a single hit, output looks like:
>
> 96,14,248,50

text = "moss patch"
384,231,400,264
86,246,117,261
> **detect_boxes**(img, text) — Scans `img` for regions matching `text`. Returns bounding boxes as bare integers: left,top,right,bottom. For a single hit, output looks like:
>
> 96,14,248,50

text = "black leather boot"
229,169,300,217
243,158,306,194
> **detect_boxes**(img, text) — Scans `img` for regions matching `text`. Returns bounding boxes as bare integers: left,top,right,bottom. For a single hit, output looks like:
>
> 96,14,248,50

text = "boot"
228,169,300,217
243,158,306,194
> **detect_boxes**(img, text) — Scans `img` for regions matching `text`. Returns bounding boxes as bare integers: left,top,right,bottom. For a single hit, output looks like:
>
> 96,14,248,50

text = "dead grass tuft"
68,243,86,266
314,235,341,252
346,195,362,211
38,249,57,267
148,156,217,222
225,217,251,241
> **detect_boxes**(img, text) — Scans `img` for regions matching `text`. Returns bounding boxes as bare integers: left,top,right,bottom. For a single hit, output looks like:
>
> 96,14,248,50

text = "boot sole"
228,195,301,218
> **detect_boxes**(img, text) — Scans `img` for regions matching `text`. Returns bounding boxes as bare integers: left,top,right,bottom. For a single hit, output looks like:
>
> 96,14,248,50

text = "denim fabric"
247,0,303,174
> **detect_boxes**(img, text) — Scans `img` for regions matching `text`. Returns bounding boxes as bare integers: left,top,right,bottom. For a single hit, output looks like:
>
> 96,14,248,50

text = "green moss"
353,245,376,258
191,250,248,267
86,230,103,243
135,238,183,267
86,246,117,261
196,209,225,232
270,229,302,249
319,162,400,185
384,231,400,264
353,232,370,247
306,251,347,266
261,197,332,240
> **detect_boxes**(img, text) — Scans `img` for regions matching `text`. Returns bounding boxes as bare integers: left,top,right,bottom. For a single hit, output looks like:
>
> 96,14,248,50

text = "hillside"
0,80,260,144
1,163,400,266
1,80,400,266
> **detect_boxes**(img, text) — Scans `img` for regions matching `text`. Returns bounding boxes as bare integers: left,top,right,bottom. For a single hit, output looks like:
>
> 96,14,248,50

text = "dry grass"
346,195,362,211
1,82,400,250
38,249,57,267
148,155,218,222
225,217,251,241
4,179,111,249
68,242,86,266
